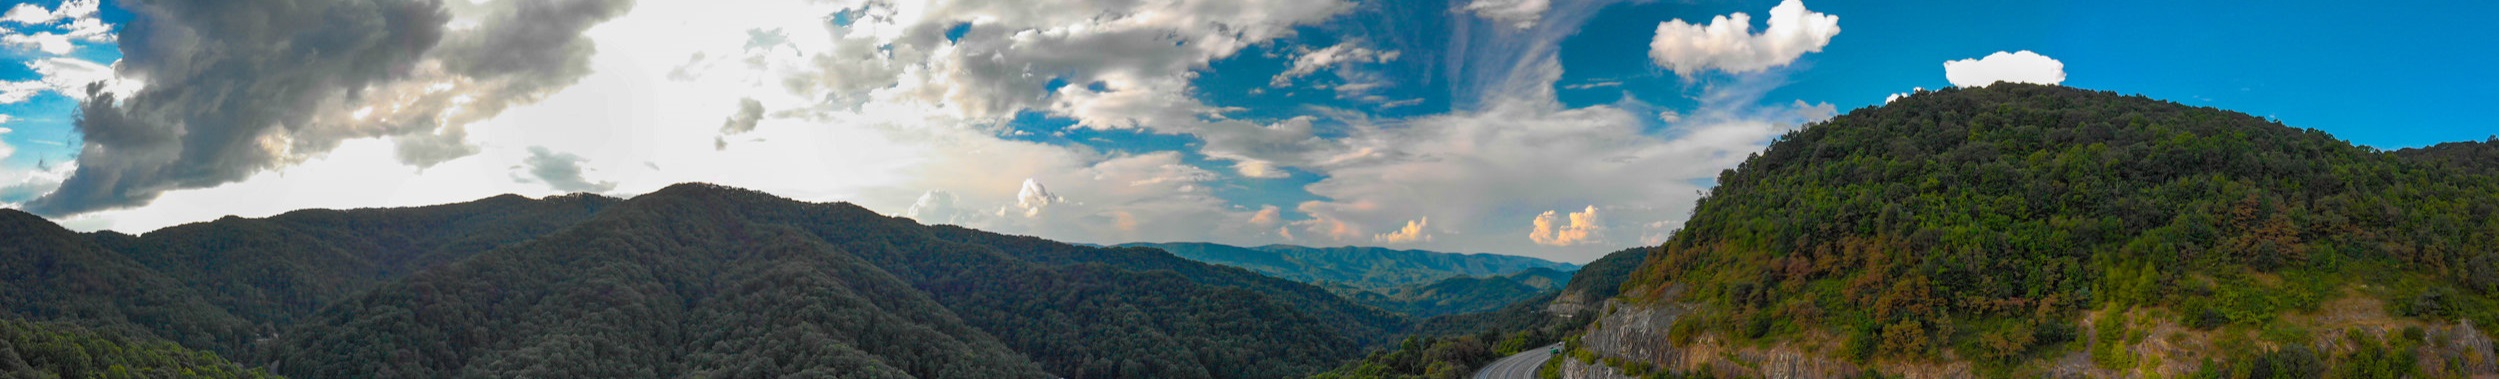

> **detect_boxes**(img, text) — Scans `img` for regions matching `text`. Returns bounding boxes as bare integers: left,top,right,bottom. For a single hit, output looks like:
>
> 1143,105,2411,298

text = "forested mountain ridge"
0,209,252,354
1574,83,2499,377
78,183,1406,378
1118,242,1578,292
2,184,1421,378
1351,267,1575,318
85,193,617,333
1,318,276,378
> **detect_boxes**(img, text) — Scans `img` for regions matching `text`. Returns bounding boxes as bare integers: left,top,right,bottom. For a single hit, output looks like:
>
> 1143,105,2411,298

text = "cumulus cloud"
1013,178,1060,218
1271,41,1399,87
516,146,615,193
1,0,94,25
1373,217,1432,244
0,163,70,206
1275,0,1838,261
0,0,110,54
1529,205,1602,246
21,0,635,217
1,31,71,54
1249,205,1283,226
715,97,764,150
0,80,40,104
1943,50,2065,87
904,190,973,225
1,57,139,104
1885,87,1926,103
1465,0,1551,29
1648,0,1840,77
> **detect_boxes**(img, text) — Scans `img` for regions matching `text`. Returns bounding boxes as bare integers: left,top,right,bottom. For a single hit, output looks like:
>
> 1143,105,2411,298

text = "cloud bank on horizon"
7,0,2486,263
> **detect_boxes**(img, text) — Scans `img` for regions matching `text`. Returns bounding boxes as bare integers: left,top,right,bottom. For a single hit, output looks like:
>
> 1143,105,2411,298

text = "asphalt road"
1472,343,1561,379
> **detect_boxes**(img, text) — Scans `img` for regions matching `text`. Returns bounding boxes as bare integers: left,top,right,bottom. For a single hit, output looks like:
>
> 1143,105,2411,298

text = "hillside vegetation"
3,185,1414,378
1352,268,1575,318
1610,83,2498,376
1312,247,1650,379
0,318,275,378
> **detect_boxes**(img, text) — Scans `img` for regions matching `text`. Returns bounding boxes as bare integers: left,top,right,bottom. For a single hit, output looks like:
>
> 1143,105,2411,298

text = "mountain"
3,184,1416,378
1,318,275,378
1352,267,1576,318
1543,247,1650,315
1568,84,2499,378
0,209,252,353
1311,247,1655,379
86,194,617,333
1117,242,1579,293
211,184,1403,378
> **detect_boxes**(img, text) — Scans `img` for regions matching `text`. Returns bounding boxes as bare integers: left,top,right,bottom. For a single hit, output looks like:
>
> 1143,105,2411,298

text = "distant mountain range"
1115,242,1579,292
1117,242,1584,317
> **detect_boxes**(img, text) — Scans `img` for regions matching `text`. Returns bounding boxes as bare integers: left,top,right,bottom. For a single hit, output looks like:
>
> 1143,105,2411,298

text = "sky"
0,0,2493,263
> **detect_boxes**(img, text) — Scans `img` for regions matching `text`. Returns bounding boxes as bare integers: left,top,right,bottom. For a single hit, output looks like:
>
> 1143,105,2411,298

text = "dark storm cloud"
23,0,634,217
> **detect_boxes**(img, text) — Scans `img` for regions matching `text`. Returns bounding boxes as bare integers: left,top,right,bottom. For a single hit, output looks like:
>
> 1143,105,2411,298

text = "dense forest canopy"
0,318,276,379
1,184,1425,378
1619,83,2498,373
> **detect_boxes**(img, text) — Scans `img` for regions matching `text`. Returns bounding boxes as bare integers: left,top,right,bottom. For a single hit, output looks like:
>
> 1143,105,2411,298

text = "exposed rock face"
1559,358,1631,379
1578,299,1692,369
2417,320,2498,378
1575,296,1870,379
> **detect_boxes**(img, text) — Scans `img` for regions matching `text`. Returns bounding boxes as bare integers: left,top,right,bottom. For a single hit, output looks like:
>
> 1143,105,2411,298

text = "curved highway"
1473,343,1561,379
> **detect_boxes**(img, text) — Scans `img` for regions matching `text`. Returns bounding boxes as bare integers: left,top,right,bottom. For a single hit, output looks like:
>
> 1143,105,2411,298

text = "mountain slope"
1120,242,1577,292
83,194,617,331
1311,247,1657,378
0,318,276,378
928,229,1412,346
263,184,1399,378
1584,84,2498,377
0,210,251,353
1353,268,1575,318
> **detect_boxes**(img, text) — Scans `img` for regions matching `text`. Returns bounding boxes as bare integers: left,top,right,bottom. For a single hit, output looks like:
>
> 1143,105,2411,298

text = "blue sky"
1,0,2493,262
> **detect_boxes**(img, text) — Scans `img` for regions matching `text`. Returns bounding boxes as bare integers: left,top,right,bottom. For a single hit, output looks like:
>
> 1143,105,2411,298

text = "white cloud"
1648,0,1840,77
1373,217,1431,244
1272,42,1398,87
1885,86,1925,103
904,190,972,225
1,32,71,54
0,0,95,25
0,159,71,206
1249,205,1282,227
1014,178,1060,218
0,4,49,24
1,0,109,54
2,57,138,105
1943,50,2065,87
1281,17,1836,261
1529,205,1602,246
1464,0,1550,29
0,80,41,104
